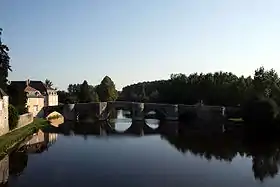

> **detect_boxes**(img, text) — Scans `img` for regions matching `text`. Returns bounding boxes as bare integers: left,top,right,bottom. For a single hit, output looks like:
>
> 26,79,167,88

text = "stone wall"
0,96,9,136
17,113,33,129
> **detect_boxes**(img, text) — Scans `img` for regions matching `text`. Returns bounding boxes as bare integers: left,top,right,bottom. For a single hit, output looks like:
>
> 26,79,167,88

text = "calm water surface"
1,110,280,187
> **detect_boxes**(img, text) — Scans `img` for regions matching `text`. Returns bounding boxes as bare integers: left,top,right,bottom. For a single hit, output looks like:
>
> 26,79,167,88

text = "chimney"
26,79,30,86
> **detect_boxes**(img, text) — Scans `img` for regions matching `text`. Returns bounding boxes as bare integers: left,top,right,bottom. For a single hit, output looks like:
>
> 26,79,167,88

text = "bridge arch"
144,109,166,120
43,104,76,121
144,103,178,121
43,105,64,118
46,111,63,119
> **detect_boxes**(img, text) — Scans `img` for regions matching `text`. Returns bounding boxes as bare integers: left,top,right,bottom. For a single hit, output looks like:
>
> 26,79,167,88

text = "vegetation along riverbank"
0,118,49,158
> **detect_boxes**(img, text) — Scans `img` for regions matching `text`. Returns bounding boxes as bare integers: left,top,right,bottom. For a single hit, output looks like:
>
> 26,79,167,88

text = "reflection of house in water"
0,155,8,185
25,130,57,153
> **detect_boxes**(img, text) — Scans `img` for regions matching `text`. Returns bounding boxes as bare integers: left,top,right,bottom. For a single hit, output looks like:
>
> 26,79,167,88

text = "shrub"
15,105,28,115
242,97,279,129
47,114,62,120
9,104,19,130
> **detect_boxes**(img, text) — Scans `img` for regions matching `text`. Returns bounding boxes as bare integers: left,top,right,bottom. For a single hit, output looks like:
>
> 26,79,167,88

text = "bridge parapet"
43,102,233,122
144,103,178,120
75,102,106,121
107,101,134,111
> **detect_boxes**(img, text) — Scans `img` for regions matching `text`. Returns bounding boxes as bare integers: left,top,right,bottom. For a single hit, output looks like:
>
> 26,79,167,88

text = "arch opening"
145,109,166,120
46,111,64,127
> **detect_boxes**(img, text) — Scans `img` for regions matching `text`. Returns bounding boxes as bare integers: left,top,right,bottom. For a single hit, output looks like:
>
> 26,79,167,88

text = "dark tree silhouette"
96,76,118,101
0,28,12,91
44,79,53,88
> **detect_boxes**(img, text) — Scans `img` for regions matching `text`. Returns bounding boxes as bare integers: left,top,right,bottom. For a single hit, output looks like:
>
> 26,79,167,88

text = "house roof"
10,80,48,95
0,88,7,98
24,85,38,92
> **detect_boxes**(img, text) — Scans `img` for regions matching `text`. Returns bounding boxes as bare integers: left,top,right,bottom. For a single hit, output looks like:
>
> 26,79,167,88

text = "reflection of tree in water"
163,128,280,181
250,143,280,182
253,156,279,182
163,131,240,162
0,150,28,187
9,151,28,176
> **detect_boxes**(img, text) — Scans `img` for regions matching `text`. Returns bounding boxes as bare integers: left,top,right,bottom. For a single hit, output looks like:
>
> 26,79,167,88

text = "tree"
96,76,118,101
44,79,53,88
253,67,280,98
8,104,19,130
7,84,27,114
0,28,12,91
88,85,99,102
57,90,70,103
78,80,91,103
242,97,279,127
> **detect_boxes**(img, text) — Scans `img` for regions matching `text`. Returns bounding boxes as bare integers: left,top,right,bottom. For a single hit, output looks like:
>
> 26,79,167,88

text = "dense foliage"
44,79,53,88
242,97,279,126
8,104,19,130
78,80,99,103
0,28,12,92
96,76,118,102
58,76,117,103
119,67,280,107
7,84,28,114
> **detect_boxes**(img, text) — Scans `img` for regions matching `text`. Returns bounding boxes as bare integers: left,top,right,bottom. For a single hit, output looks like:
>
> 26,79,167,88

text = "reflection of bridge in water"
46,120,179,137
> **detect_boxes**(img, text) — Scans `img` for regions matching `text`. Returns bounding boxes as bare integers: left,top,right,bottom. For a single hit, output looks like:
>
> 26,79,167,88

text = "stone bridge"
43,101,232,122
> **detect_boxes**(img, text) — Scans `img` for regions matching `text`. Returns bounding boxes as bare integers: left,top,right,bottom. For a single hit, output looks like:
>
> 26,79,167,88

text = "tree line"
119,67,280,106
58,76,118,103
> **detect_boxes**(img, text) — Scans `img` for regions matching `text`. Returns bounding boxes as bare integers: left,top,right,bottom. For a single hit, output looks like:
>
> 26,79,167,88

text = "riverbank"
0,118,49,158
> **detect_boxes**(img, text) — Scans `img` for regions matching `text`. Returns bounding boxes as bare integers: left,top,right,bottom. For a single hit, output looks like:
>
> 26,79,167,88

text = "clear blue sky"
1,0,280,90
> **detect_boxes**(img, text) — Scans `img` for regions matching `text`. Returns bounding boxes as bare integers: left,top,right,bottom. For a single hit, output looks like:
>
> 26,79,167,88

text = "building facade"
10,80,58,117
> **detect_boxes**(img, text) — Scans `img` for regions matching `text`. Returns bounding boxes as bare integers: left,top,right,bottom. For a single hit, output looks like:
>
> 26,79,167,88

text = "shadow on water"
162,124,280,182
0,130,58,186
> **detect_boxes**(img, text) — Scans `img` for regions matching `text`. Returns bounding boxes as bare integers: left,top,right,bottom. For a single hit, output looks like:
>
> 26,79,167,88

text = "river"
1,110,280,187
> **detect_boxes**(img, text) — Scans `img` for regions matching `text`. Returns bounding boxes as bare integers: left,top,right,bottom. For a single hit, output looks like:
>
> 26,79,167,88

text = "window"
33,105,39,112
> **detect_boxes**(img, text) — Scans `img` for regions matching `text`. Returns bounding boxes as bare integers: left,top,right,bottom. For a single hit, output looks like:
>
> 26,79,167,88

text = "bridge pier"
63,104,76,121
125,120,145,135
132,102,145,121
158,121,179,136
97,102,108,120
163,105,178,121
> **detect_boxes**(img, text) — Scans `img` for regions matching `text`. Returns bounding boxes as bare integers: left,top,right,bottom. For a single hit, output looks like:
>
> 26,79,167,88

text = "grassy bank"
0,118,49,158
